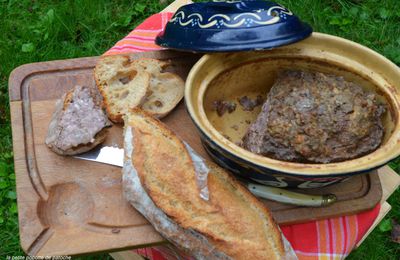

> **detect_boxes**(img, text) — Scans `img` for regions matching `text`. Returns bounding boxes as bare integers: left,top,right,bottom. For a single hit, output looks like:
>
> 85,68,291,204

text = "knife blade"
74,146,336,207
74,145,124,167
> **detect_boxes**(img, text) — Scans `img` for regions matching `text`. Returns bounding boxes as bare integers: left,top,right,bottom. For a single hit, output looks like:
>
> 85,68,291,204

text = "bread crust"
123,116,232,260
123,109,287,259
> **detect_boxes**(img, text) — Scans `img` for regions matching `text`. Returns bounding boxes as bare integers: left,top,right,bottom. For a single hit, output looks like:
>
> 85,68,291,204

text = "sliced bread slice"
122,109,288,259
132,58,185,118
94,55,130,85
94,55,151,123
45,85,111,155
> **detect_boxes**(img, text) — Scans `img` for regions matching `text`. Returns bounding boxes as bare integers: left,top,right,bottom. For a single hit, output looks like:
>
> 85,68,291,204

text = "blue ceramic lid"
156,0,312,52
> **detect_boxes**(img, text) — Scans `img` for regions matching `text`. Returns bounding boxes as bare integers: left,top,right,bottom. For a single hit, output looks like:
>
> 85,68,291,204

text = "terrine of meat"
241,70,385,163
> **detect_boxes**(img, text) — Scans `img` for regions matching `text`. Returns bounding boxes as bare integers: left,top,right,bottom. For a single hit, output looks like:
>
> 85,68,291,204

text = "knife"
74,146,336,207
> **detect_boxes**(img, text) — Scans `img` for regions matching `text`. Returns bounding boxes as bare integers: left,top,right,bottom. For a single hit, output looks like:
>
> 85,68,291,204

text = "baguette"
45,85,111,155
122,109,292,259
94,55,151,123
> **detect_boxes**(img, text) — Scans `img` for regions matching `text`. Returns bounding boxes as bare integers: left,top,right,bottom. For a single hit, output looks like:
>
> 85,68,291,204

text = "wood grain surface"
9,50,384,256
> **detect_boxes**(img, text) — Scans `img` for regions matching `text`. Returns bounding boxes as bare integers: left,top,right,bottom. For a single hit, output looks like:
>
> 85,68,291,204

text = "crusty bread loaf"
94,55,151,123
132,58,185,118
122,109,290,259
45,85,111,155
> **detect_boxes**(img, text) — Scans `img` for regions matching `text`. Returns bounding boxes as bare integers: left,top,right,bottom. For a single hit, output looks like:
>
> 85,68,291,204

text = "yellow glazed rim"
185,32,400,176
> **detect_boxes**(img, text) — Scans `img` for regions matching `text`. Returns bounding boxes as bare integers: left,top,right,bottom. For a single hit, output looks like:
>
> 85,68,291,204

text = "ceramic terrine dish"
185,33,400,188
157,0,400,188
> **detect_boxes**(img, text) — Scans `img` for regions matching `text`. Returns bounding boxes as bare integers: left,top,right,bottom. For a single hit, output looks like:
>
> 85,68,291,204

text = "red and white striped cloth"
104,12,174,55
105,13,381,260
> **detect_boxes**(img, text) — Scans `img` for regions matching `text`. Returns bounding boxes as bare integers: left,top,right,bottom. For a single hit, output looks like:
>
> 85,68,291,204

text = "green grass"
0,0,399,259
0,0,174,258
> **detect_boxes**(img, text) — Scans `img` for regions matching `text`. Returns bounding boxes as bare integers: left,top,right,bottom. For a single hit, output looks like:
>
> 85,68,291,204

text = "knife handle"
247,183,337,207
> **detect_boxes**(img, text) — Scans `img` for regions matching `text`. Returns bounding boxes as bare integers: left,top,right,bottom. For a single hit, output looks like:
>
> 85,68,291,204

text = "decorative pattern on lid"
156,0,313,52
169,4,293,29
212,0,243,3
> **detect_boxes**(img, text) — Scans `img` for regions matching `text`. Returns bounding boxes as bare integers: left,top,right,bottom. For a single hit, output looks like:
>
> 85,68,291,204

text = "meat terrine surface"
241,70,385,163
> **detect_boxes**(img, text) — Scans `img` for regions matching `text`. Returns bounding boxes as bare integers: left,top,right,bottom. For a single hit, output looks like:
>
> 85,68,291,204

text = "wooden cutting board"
9,50,382,256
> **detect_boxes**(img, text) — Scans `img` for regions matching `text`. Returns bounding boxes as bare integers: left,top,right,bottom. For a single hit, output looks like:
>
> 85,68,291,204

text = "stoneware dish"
185,32,400,188
156,0,312,52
